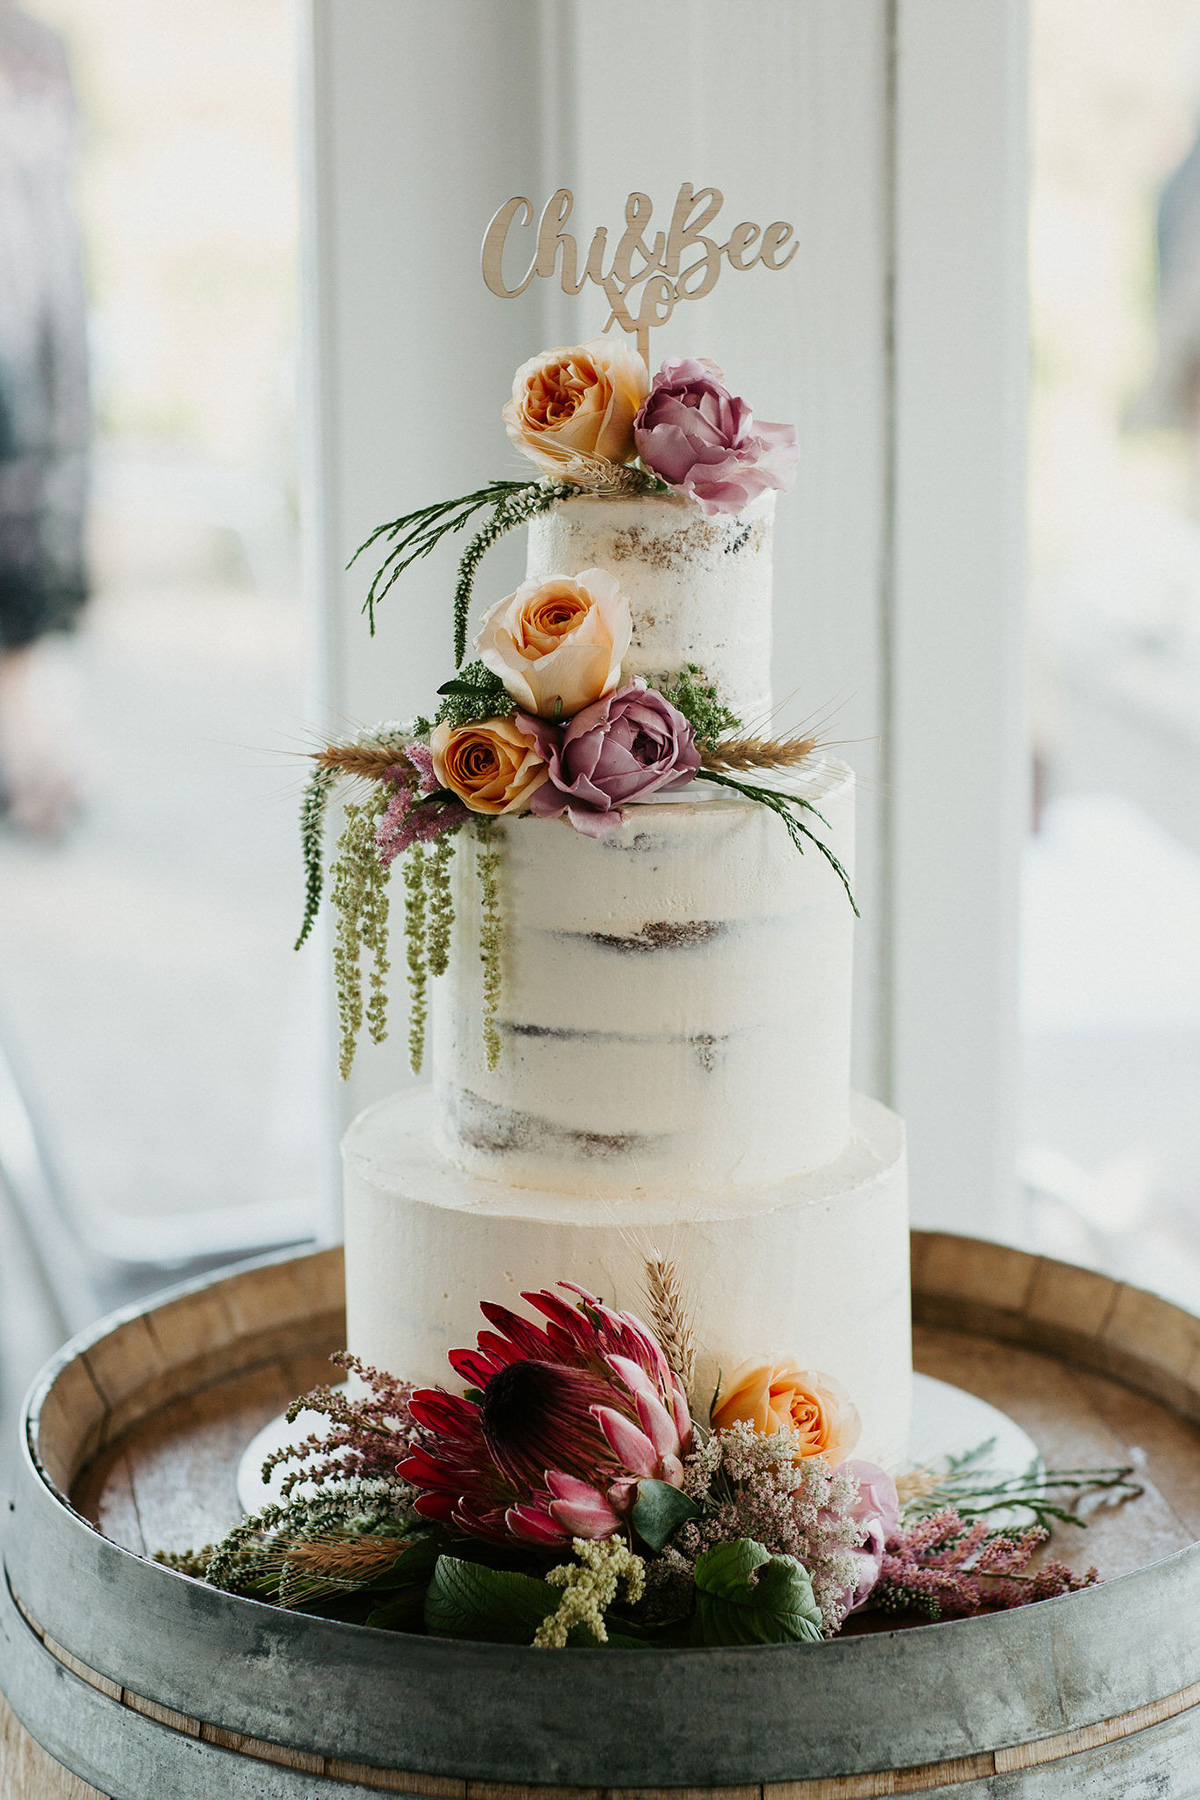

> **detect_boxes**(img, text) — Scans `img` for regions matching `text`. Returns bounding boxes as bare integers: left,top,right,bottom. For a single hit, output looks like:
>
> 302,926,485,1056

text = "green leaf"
364,1530,443,1591
425,1555,560,1644
631,1478,702,1552
691,1539,824,1646
437,678,491,697
364,1588,429,1632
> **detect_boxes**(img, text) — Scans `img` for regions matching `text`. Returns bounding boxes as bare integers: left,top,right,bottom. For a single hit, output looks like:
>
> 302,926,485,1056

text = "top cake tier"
525,489,776,724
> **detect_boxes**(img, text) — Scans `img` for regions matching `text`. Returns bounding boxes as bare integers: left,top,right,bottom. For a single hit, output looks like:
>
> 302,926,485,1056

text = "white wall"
300,0,1028,1237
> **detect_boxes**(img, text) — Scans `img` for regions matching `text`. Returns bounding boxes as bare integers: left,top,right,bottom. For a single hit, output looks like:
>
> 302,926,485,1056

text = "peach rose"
711,1360,862,1467
503,336,649,475
430,717,549,816
474,568,632,719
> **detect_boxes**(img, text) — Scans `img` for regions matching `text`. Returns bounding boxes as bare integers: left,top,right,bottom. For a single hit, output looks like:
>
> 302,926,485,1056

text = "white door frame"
888,1,1028,1234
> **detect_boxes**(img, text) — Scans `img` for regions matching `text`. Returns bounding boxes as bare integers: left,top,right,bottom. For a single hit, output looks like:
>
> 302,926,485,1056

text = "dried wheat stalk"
700,733,819,773
895,1466,940,1507
257,1532,410,1587
644,1256,697,1401
314,743,412,782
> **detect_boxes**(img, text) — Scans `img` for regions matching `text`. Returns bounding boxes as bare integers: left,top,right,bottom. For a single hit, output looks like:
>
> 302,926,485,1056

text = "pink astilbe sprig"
404,742,437,789
375,748,469,869
872,1507,1099,1621
399,1283,692,1547
260,1351,419,1500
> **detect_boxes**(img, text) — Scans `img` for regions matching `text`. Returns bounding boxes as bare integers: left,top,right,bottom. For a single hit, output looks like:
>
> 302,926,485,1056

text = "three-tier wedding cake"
337,339,911,1471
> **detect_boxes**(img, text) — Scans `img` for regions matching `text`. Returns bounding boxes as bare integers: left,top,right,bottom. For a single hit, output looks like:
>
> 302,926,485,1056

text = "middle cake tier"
431,757,855,1198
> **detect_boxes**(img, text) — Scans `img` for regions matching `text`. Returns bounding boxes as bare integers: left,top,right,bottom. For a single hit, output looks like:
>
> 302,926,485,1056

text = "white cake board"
236,1371,1040,1518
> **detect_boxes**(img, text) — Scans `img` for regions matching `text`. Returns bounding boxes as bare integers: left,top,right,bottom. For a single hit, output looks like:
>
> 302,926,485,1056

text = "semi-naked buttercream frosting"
432,759,854,1196
344,1088,910,1471
525,490,775,723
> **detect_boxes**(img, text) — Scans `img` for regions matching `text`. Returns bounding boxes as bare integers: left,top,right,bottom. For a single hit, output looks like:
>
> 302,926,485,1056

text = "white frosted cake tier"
524,489,775,724
431,758,855,1198
344,1087,911,1472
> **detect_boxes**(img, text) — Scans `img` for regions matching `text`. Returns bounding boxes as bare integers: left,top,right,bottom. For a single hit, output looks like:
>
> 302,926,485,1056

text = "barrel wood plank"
912,1324,1196,1578
71,1350,338,1559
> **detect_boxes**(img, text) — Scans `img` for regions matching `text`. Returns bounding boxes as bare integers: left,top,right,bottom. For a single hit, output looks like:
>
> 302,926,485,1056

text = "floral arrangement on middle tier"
297,338,855,1077
167,1272,1138,1648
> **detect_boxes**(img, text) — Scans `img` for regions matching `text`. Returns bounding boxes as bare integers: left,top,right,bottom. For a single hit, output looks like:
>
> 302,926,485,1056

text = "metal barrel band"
11,1582,1200,1800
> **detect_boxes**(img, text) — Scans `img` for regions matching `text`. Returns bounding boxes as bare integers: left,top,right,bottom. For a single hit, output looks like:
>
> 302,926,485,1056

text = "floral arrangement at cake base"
161,1275,1141,1648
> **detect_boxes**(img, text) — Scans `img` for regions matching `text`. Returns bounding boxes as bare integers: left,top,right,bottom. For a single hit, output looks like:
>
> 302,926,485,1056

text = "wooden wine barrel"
2,1234,1200,1799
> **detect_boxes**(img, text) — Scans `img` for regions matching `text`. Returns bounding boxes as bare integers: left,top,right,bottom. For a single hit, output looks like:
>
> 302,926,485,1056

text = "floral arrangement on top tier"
297,338,855,1078
165,1269,1140,1648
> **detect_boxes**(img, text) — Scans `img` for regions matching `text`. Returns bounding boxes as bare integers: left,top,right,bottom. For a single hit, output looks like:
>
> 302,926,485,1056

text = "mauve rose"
830,1460,901,1615
633,357,798,517
517,679,700,838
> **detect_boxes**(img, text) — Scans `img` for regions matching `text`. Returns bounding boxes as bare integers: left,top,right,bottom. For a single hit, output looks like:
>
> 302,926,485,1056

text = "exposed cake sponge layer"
344,1087,911,1472
431,759,855,1196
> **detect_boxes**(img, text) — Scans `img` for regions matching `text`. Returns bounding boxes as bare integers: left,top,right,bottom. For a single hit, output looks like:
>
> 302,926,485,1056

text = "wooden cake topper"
481,183,797,367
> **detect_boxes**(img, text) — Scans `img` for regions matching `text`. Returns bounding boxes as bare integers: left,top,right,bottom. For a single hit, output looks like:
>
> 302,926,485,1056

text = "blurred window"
1024,0,1200,1301
0,0,325,1310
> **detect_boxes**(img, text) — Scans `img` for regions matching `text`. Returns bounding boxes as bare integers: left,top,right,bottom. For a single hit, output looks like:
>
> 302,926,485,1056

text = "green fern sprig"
695,768,859,916
902,1448,1142,1533
294,764,342,950
352,465,666,658
350,482,532,634
434,660,516,728
654,664,742,751
451,481,575,666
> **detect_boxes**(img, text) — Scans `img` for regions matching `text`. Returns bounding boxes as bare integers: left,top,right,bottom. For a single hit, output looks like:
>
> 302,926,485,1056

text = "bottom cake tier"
343,1089,911,1469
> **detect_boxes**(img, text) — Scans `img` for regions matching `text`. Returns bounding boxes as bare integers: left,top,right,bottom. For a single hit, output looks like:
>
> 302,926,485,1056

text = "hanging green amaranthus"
330,787,393,1079
426,832,456,978
475,820,504,1071
403,845,429,1076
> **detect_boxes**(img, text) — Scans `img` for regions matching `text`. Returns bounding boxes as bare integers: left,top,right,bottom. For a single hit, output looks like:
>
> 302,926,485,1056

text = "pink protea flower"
398,1284,693,1547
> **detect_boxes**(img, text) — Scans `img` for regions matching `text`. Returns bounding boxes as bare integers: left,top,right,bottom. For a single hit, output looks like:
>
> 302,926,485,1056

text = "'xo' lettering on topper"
481,183,797,366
